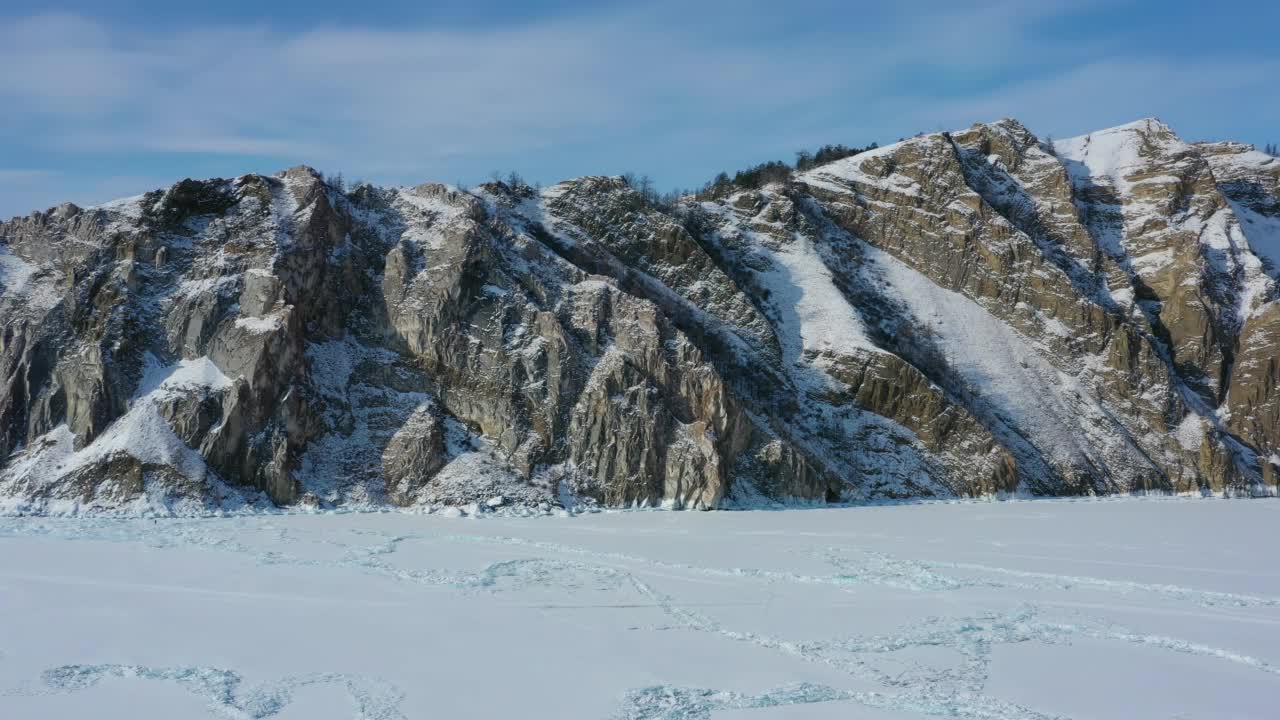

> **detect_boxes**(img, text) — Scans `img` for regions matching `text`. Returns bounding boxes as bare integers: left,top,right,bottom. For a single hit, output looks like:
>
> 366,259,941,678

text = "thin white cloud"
0,3,1094,167
0,10,855,163
0,2,1274,217
0,169,59,182
58,132,321,158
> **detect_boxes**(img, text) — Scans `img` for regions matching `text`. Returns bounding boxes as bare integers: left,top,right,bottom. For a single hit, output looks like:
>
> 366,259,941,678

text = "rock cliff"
3,118,1278,513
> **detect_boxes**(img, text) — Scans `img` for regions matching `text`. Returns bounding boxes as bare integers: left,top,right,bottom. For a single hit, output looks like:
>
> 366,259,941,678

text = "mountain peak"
3,116,1279,514
1063,117,1175,143
279,164,324,180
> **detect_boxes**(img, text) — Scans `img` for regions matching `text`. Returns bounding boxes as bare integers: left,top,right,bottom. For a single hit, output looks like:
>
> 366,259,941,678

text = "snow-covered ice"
2,498,1279,719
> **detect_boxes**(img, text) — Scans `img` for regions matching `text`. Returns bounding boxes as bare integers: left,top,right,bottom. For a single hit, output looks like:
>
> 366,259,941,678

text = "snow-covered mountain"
3,118,1280,513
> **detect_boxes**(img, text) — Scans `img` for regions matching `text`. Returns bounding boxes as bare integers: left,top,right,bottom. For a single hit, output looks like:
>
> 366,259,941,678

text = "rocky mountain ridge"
2,117,1279,514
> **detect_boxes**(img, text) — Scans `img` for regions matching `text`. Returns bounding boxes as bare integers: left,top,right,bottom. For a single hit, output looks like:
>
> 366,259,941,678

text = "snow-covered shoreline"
3,499,1279,718
3,486,1277,521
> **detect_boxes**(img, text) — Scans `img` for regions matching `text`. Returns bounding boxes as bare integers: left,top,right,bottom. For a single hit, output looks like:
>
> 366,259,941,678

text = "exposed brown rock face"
2,118,1278,513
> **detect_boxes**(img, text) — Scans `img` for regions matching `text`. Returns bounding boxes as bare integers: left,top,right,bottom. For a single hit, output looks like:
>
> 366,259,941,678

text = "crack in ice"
5,664,406,720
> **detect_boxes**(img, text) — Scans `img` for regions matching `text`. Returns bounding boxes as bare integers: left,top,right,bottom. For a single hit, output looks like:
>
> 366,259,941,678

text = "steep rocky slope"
2,118,1279,513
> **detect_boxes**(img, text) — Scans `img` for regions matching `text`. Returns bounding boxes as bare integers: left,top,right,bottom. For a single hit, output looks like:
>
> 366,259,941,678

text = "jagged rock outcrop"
382,406,447,505
2,117,1278,513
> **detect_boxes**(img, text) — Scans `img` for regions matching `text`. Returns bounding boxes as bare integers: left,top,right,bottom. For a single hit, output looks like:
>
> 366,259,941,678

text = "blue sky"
2,0,1277,218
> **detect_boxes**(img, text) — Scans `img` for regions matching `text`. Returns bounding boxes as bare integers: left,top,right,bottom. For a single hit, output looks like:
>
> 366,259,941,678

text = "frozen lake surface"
2,498,1279,719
